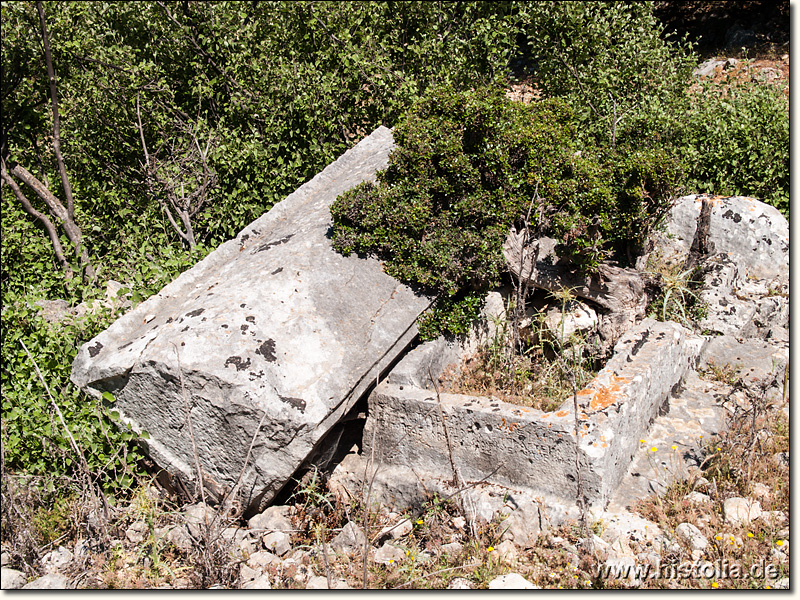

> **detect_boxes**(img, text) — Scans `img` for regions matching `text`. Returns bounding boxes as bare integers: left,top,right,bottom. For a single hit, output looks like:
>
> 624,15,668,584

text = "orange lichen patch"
541,413,551,418
577,389,593,396
555,410,570,418
499,417,520,433
587,375,631,412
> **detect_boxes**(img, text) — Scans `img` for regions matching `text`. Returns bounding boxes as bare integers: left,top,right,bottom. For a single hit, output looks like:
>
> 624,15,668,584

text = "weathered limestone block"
608,369,728,511
358,318,702,509
698,254,788,339
699,335,788,403
659,195,788,281
71,126,431,512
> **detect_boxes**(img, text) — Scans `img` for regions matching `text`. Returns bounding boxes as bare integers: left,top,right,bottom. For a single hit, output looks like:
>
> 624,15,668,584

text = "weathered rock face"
659,194,789,281
340,318,702,511
71,126,431,512
652,194,789,341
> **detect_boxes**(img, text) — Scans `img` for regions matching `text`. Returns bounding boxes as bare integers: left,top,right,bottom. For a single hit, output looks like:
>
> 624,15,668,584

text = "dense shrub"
682,77,789,217
516,1,696,150
0,293,144,492
330,86,681,338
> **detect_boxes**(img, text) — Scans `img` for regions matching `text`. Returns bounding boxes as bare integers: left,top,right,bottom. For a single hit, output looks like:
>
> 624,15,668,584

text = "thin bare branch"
7,162,95,281
1,162,73,277
36,0,75,220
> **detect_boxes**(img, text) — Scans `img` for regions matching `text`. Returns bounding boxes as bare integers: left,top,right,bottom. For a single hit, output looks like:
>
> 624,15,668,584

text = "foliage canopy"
330,86,682,338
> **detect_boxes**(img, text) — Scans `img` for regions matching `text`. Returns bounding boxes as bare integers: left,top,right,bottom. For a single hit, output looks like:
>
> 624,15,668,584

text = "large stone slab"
659,194,788,281
355,318,703,510
71,126,432,512
608,369,728,511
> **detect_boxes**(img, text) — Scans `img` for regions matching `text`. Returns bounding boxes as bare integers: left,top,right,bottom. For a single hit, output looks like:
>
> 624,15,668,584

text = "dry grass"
632,390,789,589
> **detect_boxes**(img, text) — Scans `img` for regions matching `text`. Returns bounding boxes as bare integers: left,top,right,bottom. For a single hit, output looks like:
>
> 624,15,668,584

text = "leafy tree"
1,1,95,282
682,76,789,216
516,1,696,150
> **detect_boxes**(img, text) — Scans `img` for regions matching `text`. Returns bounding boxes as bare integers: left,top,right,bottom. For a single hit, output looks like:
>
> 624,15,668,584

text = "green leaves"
331,86,681,339
516,2,696,149
681,76,789,217
0,292,144,492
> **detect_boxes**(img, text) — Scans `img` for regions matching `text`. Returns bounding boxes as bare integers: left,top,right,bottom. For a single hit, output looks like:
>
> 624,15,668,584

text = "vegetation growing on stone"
331,86,682,338
0,0,789,588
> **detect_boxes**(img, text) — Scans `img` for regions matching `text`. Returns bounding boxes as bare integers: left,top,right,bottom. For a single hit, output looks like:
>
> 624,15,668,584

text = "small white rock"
41,546,74,573
488,573,539,589
248,505,293,533
166,524,193,552
448,577,474,589
685,491,711,504
246,550,281,571
22,573,69,589
759,510,788,527
241,574,272,589
183,502,217,539
125,521,149,544
751,482,771,502
723,497,762,526
330,521,366,555
292,564,315,584
675,523,709,552
262,531,292,556
306,575,350,589
378,518,413,540
441,541,463,555
1,568,28,589
239,564,259,583
494,539,519,564
373,542,406,565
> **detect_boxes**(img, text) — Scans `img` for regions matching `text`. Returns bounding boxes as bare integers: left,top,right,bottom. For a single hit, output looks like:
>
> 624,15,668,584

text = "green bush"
0,292,144,492
516,1,696,150
331,86,681,338
682,77,789,217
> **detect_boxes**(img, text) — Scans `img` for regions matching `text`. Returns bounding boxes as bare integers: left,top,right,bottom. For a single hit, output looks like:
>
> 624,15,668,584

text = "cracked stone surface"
71,126,432,512
608,370,728,511
334,318,703,513
659,194,788,281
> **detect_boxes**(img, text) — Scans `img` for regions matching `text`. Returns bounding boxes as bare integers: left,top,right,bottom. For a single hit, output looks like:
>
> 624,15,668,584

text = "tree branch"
36,0,75,221
9,162,95,281
1,161,73,278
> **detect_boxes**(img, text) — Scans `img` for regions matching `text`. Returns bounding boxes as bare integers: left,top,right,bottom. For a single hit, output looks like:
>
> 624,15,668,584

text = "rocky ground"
1,191,790,590
1,5,790,590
